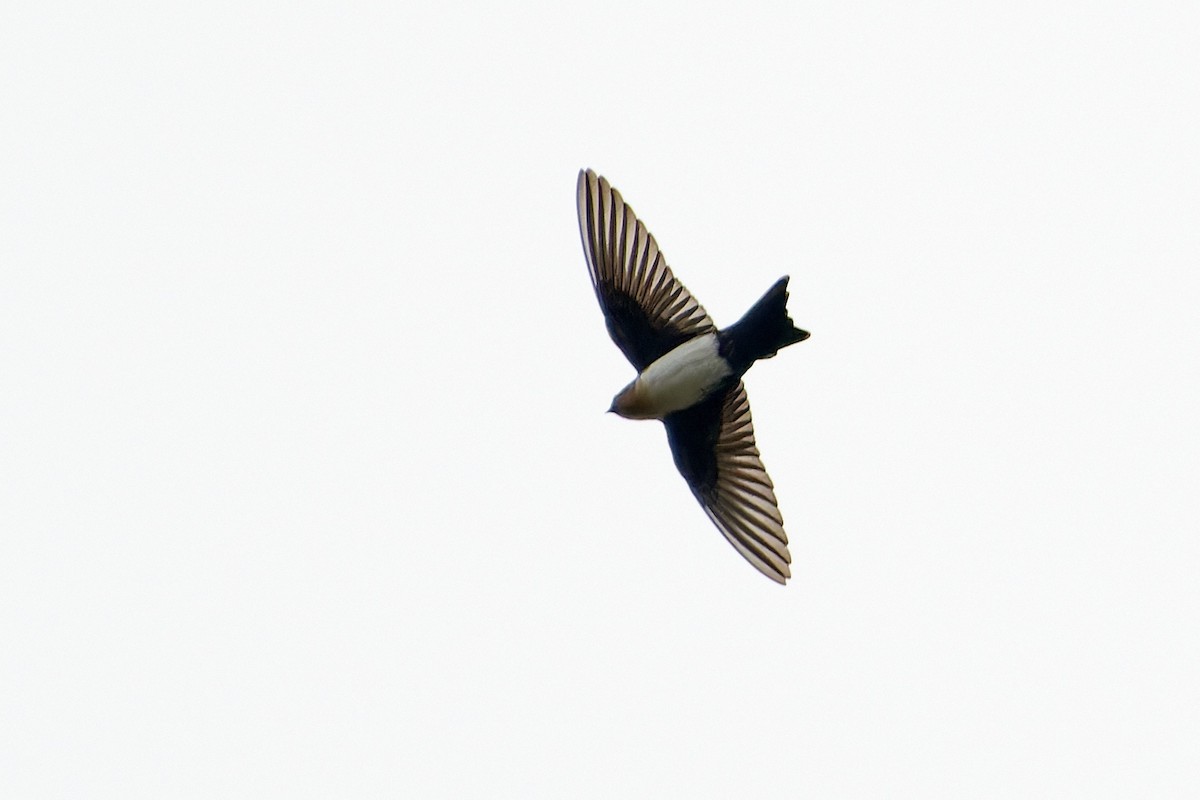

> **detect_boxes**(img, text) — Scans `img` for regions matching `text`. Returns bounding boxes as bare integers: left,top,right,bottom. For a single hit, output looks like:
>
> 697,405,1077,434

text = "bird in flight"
576,169,810,584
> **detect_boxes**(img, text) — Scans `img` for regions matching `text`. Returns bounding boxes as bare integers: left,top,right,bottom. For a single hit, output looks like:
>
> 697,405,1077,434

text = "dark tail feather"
721,276,809,371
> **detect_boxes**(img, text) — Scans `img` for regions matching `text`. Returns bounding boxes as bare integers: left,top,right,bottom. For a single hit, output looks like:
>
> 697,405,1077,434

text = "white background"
2,2,1197,797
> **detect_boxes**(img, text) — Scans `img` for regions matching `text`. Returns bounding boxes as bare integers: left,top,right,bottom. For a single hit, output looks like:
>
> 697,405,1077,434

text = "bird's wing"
664,382,791,584
576,169,716,370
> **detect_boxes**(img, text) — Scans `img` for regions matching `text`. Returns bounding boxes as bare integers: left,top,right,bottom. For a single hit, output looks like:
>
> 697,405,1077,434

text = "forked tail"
719,276,809,372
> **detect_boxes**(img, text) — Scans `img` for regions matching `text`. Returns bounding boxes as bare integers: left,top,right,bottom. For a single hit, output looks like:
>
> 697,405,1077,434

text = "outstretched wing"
576,169,716,370
664,382,792,584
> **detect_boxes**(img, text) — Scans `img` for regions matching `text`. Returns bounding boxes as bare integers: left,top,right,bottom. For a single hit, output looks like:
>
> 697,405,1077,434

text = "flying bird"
576,168,810,584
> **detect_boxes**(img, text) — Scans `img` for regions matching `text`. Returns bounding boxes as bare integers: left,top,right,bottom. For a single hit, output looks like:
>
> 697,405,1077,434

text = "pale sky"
2,3,1197,797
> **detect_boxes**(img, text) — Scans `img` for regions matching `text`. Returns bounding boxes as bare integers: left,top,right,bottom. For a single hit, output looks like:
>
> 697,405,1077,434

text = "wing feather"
664,383,792,584
576,169,716,370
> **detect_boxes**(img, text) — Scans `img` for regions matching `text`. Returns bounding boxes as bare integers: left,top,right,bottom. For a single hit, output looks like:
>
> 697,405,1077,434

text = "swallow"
576,169,810,584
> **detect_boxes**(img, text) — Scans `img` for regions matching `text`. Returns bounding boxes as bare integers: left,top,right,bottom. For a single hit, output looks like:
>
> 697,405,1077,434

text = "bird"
575,169,810,584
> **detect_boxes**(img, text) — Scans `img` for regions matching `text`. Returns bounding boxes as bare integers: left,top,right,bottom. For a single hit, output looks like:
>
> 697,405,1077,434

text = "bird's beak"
607,398,618,414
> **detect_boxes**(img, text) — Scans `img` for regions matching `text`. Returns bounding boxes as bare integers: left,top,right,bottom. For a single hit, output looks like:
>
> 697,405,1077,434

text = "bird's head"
608,379,657,420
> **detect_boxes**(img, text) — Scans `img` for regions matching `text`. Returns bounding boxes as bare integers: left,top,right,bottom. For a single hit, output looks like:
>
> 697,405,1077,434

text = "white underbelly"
637,334,732,415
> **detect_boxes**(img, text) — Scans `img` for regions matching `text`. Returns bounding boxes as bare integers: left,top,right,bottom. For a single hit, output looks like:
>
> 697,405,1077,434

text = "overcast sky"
3,3,1197,797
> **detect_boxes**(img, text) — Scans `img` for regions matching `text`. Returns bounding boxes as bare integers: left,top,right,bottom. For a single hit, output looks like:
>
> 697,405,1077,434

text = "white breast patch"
636,334,732,416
